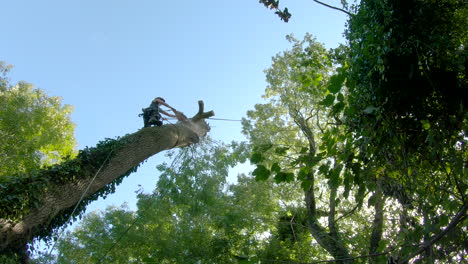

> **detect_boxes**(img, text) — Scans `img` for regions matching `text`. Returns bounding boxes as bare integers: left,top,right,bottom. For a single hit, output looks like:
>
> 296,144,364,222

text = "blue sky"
2,0,348,244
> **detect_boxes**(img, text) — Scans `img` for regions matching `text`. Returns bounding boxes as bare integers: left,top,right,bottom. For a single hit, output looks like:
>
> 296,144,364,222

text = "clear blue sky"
1,0,348,245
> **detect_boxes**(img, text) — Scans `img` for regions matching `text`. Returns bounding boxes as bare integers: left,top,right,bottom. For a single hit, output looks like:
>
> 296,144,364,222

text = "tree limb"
400,202,468,263
312,0,352,16
0,100,214,253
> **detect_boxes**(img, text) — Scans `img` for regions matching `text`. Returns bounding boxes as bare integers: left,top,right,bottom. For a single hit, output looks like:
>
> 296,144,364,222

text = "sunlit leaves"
0,67,76,178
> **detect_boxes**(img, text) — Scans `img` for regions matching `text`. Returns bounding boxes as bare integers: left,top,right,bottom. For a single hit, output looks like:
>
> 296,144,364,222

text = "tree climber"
140,97,188,127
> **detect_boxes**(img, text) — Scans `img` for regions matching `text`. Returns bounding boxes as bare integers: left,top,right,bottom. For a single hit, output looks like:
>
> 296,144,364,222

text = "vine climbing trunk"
0,101,214,257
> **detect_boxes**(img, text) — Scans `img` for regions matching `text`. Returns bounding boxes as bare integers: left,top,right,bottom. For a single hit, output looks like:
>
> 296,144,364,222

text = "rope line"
48,149,114,256
208,117,242,122
97,192,159,263
162,117,241,122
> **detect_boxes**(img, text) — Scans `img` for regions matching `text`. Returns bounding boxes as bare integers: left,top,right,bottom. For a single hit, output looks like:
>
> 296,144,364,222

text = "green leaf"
297,166,310,180
284,172,294,182
301,179,313,191
332,102,345,114
319,164,329,175
421,119,431,130
250,153,263,164
274,146,289,155
337,93,345,102
271,162,281,173
327,73,345,94
254,143,273,152
273,171,295,183
321,94,335,106
253,165,270,181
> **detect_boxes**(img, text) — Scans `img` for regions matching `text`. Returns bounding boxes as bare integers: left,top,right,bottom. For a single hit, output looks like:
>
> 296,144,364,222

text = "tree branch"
312,0,352,16
0,100,214,254
400,202,468,263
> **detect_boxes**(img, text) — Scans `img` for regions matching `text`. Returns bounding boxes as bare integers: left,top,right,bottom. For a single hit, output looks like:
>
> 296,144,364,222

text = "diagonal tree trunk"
0,101,214,256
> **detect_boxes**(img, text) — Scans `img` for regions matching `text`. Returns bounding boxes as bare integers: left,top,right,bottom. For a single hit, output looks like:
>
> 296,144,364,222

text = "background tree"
35,140,284,263
344,0,467,262
258,0,467,262
0,62,76,178
243,34,374,262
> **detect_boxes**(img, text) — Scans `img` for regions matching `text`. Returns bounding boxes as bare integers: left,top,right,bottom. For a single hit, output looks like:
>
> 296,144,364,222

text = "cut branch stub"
192,100,215,122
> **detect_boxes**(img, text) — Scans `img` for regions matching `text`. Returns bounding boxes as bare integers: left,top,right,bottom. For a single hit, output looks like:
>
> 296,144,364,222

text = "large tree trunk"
0,101,214,255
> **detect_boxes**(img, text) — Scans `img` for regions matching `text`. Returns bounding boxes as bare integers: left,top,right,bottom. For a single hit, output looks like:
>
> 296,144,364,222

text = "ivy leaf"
253,165,270,181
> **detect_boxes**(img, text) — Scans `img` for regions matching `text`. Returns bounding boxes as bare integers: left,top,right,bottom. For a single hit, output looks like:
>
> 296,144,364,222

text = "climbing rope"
208,117,242,122
47,149,114,256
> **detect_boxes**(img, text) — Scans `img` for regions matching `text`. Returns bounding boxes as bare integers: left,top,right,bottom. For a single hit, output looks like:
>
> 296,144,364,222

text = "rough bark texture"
369,185,384,264
0,101,214,254
305,184,353,264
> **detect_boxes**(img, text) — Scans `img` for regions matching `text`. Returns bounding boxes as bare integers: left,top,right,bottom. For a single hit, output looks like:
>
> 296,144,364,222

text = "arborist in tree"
140,97,188,127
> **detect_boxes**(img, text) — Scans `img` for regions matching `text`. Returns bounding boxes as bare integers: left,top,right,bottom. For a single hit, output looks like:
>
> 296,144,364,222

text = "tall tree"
258,1,467,262
344,0,467,262
245,31,467,263
0,94,214,262
244,34,366,262
0,62,76,178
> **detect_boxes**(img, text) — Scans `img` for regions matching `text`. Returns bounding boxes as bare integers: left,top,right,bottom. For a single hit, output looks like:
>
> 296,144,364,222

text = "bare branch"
312,0,352,16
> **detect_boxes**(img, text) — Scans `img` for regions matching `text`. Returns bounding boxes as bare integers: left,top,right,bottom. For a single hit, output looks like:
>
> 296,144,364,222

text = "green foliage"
0,252,22,264
345,0,467,167
259,0,291,22
0,134,135,242
42,140,289,263
0,62,77,178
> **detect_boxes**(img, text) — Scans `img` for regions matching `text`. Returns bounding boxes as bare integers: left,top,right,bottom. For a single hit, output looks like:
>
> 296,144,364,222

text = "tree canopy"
0,62,76,178
1,0,466,263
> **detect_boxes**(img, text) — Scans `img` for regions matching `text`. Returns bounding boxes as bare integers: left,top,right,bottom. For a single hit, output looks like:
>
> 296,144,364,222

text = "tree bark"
369,184,384,264
0,101,214,253
305,182,353,264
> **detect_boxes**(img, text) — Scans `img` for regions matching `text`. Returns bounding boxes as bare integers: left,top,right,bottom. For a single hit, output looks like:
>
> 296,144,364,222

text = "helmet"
156,97,166,102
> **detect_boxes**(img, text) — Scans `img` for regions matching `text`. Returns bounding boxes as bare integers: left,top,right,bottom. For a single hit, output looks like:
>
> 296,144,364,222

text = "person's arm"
154,98,188,121
154,98,176,111
159,109,176,118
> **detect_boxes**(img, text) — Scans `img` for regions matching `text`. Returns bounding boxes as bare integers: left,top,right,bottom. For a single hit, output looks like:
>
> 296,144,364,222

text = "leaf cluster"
259,0,291,22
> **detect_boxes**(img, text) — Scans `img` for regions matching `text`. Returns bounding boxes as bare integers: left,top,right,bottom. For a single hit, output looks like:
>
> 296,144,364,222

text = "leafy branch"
259,0,291,22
